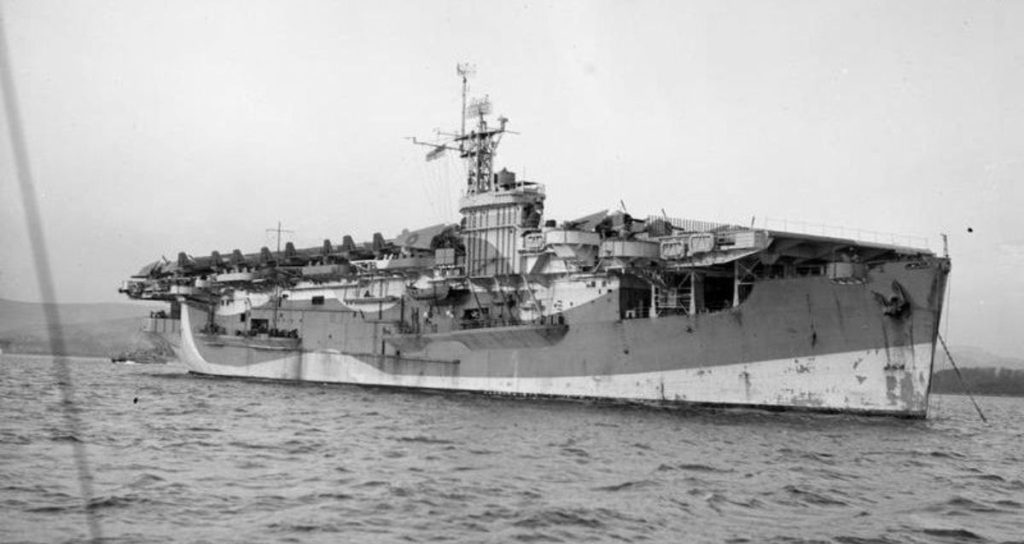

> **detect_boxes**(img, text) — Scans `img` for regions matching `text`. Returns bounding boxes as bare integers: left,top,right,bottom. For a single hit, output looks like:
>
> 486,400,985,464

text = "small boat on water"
110,350,169,365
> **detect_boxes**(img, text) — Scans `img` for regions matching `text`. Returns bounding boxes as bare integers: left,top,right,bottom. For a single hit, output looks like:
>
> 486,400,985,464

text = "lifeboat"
406,278,452,301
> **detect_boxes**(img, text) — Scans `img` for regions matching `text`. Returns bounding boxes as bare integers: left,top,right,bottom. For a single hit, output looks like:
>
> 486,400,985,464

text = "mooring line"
937,333,987,424
0,6,103,541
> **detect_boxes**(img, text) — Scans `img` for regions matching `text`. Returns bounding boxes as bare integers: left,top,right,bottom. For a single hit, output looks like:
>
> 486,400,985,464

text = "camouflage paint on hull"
175,257,946,417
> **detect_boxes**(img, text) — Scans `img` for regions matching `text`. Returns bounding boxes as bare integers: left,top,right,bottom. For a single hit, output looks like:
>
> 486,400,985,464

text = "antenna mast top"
457,63,475,139
412,64,514,195
265,221,294,256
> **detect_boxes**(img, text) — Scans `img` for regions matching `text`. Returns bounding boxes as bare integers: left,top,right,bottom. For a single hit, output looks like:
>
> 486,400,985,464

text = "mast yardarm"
414,63,511,197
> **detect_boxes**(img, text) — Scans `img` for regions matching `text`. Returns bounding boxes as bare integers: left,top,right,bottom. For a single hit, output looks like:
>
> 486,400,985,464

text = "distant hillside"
0,298,162,332
0,298,167,357
936,345,1024,371
932,367,1024,397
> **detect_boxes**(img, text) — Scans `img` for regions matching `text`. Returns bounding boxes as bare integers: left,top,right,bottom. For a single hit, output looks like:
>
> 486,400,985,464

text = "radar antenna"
411,65,515,195
466,95,492,119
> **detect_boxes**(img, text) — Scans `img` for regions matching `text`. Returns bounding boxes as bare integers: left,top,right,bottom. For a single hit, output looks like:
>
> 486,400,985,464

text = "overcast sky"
1,0,1022,356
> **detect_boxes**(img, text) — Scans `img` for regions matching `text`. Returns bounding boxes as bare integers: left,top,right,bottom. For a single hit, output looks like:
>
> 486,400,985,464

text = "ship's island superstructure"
120,68,950,417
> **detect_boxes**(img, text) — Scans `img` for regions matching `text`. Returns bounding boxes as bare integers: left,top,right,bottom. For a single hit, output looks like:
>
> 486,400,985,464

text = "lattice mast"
415,63,508,196
455,64,508,196
413,64,543,277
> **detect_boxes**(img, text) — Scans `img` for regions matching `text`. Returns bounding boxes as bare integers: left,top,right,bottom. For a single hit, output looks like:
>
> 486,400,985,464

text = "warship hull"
174,257,946,417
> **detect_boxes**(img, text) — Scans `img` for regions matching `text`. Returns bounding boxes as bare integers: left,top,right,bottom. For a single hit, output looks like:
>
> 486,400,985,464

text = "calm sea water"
1,355,1022,544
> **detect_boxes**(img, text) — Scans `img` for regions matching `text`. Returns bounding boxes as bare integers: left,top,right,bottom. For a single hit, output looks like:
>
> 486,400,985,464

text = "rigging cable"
0,6,103,541
937,333,987,424
942,234,952,342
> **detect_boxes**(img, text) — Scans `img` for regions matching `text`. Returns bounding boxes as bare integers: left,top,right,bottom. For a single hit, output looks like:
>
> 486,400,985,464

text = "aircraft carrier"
120,67,950,417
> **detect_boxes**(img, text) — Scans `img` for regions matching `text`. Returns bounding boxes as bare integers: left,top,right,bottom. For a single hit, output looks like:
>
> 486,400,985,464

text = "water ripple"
2,355,1022,544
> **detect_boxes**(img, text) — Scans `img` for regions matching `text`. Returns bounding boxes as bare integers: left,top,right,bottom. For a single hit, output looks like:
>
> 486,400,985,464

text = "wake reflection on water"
2,355,1022,544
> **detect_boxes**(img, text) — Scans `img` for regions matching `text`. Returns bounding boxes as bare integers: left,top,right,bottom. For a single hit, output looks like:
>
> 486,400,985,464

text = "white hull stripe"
183,297,928,414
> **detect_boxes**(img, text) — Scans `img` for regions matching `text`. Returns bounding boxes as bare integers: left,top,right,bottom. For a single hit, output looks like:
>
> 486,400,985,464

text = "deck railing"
758,217,931,250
